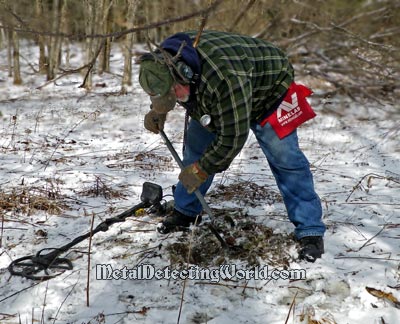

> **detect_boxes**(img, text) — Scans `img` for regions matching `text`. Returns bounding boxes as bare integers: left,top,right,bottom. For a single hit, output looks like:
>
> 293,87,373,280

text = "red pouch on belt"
260,82,316,139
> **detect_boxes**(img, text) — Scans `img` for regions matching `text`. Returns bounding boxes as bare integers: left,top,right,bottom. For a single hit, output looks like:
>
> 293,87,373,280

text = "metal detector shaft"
8,182,163,280
8,201,149,280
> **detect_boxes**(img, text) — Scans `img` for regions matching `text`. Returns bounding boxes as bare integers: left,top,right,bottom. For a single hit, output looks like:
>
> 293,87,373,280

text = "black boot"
157,209,202,234
298,236,324,262
148,200,175,216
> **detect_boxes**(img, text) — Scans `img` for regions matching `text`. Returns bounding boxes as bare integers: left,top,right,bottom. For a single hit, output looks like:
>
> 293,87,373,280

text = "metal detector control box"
140,182,163,205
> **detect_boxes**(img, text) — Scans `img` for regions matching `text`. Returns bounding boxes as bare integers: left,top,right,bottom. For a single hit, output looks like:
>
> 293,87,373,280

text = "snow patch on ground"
0,42,399,324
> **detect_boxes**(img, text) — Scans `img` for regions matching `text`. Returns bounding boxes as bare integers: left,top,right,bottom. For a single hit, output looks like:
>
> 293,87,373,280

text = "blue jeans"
173,119,325,239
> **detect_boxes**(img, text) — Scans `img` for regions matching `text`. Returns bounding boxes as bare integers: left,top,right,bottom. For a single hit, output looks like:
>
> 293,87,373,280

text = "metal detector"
8,182,163,281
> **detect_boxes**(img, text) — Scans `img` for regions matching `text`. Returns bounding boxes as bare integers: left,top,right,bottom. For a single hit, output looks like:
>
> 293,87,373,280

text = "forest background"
0,0,398,104
0,1,400,323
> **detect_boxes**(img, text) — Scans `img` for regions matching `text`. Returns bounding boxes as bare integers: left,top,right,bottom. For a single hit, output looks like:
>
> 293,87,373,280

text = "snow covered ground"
0,41,399,324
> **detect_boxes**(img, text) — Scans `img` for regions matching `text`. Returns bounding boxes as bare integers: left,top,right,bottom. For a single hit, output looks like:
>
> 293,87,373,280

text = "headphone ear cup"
175,61,194,84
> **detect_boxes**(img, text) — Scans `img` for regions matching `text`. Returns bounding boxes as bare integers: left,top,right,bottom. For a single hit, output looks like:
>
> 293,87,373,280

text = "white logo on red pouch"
277,93,303,124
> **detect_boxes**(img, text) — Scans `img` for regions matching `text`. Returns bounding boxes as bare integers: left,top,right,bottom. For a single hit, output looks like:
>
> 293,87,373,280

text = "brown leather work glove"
144,110,166,134
178,162,208,194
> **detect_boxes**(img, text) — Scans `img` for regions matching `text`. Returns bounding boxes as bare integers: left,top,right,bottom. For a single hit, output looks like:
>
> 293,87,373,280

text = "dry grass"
0,184,68,217
78,175,128,200
105,151,173,171
208,181,283,207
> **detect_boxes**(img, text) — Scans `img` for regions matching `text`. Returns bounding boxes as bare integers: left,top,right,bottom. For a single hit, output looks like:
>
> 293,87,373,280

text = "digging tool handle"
159,130,215,221
159,130,227,248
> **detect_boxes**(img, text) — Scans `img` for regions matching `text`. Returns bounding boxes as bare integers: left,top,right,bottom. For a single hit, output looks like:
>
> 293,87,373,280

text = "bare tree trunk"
0,26,5,49
47,0,58,80
59,0,68,65
82,0,97,89
5,0,23,84
7,30,12,77
36,0,47,74
12,30,22,84
121,0,140,93
155,1,164,42
60,1,70,69
47,0,64,80
143,1,158,42
98,0,112,74
96,0,105,75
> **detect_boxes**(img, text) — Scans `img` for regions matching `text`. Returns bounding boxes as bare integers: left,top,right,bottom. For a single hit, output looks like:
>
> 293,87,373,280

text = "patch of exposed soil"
208,181,283,207
166,207,296,270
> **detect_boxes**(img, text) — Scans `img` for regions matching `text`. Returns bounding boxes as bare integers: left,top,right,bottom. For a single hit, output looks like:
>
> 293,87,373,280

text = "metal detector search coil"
8,182,163,281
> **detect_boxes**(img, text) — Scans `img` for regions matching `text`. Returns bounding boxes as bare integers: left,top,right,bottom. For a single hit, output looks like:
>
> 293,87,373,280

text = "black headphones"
174,60,195,84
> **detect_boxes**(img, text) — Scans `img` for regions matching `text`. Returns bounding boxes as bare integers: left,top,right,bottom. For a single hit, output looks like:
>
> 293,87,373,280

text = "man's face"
174,83,190,103
150,83,191,114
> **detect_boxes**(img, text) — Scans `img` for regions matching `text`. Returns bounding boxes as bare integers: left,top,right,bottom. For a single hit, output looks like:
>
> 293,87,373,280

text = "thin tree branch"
0,283,42,304
0,0,224,41
79,39,107,88
86,212,95,307
227,0,256,32
356,225,387,252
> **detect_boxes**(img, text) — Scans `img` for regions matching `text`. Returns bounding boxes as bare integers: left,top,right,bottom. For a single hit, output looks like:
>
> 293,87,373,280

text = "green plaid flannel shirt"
185,30,294,175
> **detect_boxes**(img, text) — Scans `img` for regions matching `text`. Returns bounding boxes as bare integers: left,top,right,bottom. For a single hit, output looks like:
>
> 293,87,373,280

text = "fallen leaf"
366,287,400,309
